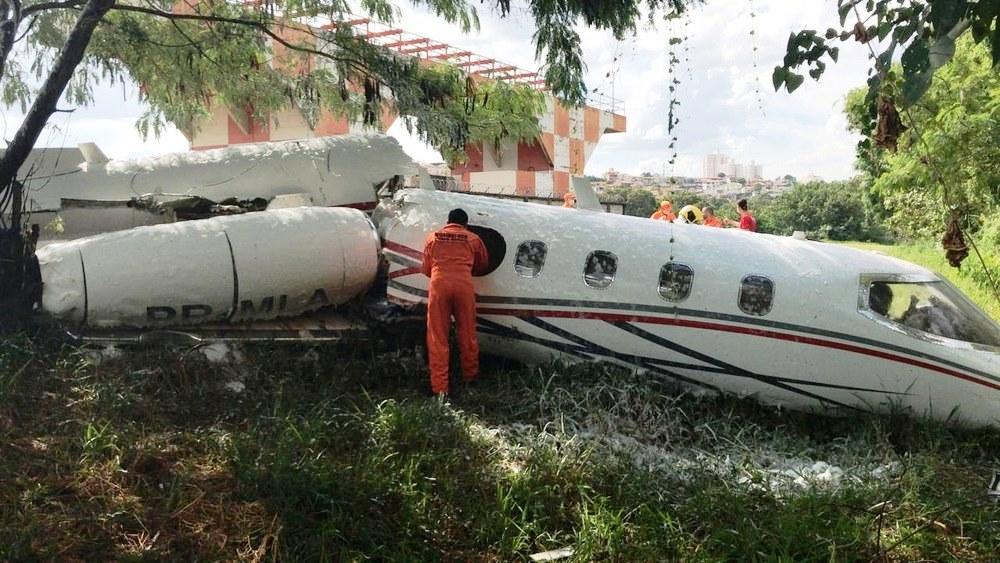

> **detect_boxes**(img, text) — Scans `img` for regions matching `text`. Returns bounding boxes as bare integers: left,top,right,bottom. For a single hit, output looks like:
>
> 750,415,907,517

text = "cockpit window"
867,280,1000,347
584,250,617,289
514,241,547,278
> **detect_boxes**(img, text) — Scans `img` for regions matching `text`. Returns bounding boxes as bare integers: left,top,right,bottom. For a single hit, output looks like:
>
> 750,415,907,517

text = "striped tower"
177,9,626,198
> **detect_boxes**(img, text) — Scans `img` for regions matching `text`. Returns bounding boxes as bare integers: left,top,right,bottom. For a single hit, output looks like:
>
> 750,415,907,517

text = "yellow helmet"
677,204,703,224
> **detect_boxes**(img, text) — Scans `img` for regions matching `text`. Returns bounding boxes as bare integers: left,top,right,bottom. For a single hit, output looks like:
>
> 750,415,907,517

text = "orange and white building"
181,14,626,200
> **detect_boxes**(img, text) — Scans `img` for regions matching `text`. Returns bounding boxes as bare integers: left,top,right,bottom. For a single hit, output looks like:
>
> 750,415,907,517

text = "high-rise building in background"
702,153,731,178
703,153,763,180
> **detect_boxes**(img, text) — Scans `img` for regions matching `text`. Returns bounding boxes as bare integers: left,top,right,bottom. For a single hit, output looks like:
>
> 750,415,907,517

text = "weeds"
0,334,998,560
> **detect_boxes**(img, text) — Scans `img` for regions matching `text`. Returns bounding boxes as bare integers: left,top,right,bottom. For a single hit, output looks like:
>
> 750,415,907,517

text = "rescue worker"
650,200,675,221
702,206,723,227
724,198,757,231
562,192,577,208
421,208,489,396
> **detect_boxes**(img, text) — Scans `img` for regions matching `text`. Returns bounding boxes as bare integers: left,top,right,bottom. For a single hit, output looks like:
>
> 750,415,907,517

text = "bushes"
754,180,888,241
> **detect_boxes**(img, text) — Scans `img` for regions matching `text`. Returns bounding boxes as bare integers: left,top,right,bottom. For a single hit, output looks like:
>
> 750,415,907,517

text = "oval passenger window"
739,275,774,316
514,241,547,278
658,262,694,302
584,250,618,289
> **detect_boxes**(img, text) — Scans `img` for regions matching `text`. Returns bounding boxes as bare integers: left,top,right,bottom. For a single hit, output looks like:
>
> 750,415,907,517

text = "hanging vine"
665,11,682,171
747,0,764,115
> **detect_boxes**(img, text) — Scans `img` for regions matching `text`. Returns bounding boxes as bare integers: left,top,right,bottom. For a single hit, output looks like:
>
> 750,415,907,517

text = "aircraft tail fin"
78,142,109,166
571,176,603,212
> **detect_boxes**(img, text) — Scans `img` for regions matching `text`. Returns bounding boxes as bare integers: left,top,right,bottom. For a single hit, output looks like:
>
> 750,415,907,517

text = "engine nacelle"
37,207,380,327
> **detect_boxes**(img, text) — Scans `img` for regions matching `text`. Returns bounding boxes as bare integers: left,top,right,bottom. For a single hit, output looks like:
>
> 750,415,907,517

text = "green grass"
2,334,1000,561
845,241,1000,322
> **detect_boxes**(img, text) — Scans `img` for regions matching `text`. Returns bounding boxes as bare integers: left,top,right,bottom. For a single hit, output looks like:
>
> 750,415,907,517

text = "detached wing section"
16,134,418,242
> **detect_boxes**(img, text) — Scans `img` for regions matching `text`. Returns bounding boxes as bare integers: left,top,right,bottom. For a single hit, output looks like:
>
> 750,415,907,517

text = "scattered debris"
200,343,235,364
86,344,122,366
530,547,573,561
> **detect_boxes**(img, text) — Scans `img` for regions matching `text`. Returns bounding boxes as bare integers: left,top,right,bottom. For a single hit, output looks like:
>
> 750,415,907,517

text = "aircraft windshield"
867,280,1000,347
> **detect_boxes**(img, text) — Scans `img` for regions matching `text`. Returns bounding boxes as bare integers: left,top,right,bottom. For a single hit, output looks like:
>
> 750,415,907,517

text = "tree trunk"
0,0,22,83
0,0,113,329
0,0,114,191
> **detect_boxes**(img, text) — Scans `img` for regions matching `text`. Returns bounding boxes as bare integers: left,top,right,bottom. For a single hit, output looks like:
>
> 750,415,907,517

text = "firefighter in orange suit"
562,192,577,208
650,201,675,221
421,208,489,396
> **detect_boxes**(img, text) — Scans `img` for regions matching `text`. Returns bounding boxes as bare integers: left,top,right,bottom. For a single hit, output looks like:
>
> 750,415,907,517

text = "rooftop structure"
180,9,626,201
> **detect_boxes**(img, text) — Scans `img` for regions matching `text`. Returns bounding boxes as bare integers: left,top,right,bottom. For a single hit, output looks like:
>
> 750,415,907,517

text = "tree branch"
22,0,83,16
0,0,24,82
0,0,114,190
111,3,376,79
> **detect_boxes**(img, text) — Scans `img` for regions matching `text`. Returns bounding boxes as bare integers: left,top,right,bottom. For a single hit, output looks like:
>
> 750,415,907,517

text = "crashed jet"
23,134,1000,426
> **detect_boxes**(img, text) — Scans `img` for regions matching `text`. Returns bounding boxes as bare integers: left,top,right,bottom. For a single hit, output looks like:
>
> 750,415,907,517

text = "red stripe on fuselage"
389,266,423,279
384,240,424,261
477,307,1000,392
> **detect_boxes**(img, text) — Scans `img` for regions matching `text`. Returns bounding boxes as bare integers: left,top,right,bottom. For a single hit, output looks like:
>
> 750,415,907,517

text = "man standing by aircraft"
650,201,675,221
421,209,489,397
702,206,723,227
724,199,757,231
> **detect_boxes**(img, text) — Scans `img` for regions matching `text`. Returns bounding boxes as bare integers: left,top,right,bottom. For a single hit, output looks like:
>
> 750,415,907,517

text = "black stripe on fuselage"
516,316,722,392
610,321,862,410
481,315,898,402
387,279,994,385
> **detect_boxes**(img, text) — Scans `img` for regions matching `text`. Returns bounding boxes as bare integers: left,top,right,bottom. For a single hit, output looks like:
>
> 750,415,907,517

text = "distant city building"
703,153,763,180
703,152,731,178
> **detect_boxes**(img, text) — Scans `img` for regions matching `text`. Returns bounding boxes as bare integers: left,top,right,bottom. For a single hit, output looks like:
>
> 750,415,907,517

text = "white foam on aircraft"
20,134,420,212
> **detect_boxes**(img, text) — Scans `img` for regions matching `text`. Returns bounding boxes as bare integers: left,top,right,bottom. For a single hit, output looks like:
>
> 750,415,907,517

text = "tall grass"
1,337,998,560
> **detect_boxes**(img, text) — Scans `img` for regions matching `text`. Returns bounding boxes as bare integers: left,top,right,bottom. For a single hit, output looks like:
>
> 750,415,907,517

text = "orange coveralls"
650,206,676,221
421,223,489,394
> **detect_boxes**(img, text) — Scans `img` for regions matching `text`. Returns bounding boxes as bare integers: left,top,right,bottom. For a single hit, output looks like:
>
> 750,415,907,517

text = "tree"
603,186,657,217
778,1,999,109
844,37,999,239
754,180,886,241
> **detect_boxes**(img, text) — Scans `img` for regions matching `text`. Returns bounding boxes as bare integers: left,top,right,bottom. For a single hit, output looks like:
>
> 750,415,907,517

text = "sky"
2,0,873,180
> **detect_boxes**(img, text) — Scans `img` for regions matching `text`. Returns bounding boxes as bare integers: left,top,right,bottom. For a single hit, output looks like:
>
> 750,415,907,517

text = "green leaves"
787,0,998,108
901,37,932,105
771,64,805,93
773,30,835,92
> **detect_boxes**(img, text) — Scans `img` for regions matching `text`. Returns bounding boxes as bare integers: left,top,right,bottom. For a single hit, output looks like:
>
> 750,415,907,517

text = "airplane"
11,135,426,243
18,134,1000,426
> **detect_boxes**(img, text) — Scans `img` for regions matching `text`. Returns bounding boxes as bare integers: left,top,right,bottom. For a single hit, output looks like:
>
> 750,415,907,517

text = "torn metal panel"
11,134,418,241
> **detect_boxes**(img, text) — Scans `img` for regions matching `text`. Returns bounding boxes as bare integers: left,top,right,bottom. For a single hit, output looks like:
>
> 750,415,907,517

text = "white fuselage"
13,135,419,241
379,189,1000,426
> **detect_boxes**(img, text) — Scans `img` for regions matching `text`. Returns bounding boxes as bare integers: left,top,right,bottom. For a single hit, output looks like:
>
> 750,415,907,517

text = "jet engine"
36,207,380,327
